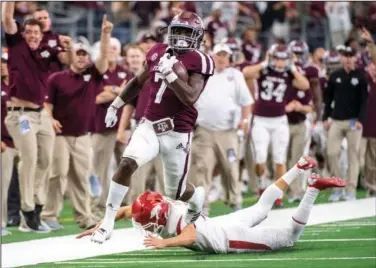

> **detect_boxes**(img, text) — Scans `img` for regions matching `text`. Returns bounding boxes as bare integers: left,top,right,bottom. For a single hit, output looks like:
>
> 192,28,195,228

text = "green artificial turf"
1,189,368,244
25,217,376,268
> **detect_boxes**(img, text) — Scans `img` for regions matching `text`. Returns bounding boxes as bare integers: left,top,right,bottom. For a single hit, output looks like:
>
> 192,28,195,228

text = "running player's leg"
251,116,271,194
271,116,290,206
159,131,204,222
229,156,317,227
92,121,159,243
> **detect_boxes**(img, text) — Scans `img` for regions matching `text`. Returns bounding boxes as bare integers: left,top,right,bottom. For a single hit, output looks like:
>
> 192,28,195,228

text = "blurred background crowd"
1,1,376,237
3,1,376,54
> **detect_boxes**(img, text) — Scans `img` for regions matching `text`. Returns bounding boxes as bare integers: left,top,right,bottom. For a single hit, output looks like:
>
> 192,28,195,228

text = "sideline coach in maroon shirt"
2,1,73,233
41,15,114,230
92,38,133,213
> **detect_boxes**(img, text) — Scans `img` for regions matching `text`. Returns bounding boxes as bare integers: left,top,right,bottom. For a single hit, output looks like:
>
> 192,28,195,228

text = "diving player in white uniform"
77,156,345,253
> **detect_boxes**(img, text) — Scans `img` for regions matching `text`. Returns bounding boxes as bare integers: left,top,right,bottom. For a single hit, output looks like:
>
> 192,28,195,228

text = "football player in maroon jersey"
243,44,310,206
91,11,215,243
289,40,322,122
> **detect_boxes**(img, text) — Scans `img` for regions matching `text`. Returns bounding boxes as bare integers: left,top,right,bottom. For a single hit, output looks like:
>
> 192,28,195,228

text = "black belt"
7,107,43,112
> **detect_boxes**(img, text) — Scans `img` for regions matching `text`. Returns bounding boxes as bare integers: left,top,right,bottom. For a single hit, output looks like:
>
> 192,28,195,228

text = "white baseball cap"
213,43,232,55
73,42,89,53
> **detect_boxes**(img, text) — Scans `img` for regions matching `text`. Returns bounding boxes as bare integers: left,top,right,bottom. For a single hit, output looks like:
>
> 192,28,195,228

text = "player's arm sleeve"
4,21,23,47
236,70,254,106
323,74,334,121
163,224,197,247
46,73,58,105
45,74,58,118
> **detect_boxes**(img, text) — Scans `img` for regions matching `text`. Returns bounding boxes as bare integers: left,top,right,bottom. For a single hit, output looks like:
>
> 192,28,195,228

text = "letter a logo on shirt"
40,50,50,58
83,74,91,82
351,77,359,86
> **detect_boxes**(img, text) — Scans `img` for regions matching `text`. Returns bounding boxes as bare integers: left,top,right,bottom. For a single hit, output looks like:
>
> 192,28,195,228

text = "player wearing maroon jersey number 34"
243,44,310,206
91,11,215,243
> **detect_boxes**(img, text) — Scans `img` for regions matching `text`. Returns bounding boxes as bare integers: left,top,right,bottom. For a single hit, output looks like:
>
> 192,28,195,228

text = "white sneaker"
91,222,113,244
185,187,205,224
328,189,344,202
342,192,356,201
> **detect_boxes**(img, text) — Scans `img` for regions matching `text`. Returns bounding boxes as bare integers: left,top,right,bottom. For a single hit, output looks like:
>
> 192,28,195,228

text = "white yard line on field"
3,197,376,267
55,256,376,265
297,238,376,242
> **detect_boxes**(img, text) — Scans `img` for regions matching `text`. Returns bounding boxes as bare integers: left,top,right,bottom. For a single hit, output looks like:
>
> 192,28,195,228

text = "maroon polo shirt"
1,81,14,148
5,23,62,106
93,65,133,133
47,64,103,136
129,79,152,121
207,19,229,43
41,30,64,73
286,88,312,124
242,42,262,64
362,74,376,138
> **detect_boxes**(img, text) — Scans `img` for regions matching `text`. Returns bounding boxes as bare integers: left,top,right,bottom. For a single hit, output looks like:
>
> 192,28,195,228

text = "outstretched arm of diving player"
76,206,131,239
143,224,197,249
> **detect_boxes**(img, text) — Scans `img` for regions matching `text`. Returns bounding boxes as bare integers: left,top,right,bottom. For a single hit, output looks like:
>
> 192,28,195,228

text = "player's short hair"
23,18,44,33
34,7,48,13
123,44,144,56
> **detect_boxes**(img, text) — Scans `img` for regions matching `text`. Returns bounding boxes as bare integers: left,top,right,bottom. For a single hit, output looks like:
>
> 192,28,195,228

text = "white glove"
105,106,118,128
158,54,178,76
288,62,298,73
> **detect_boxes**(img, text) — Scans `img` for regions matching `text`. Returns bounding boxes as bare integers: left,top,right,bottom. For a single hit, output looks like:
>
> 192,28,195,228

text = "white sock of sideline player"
290,187,320,242
103,181,129,224
258,174,267,190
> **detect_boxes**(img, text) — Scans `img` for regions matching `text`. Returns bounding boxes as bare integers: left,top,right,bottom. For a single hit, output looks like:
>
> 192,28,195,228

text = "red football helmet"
269,44,291,72
132,191,169,235
324,50,342,75
288,40,309,65
167,11,205,53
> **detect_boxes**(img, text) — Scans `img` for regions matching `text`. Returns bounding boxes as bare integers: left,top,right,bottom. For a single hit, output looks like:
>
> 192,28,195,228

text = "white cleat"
185,186,205,224
90,222,113,244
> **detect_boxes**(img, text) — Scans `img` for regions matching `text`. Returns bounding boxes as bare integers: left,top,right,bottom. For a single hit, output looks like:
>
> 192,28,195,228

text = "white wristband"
260,61,268,70
165,72,178,83
111,96,125,109
290,64,297,73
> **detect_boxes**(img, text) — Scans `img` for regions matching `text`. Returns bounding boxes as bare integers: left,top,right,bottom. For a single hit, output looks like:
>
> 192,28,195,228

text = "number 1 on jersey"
154,72,167,104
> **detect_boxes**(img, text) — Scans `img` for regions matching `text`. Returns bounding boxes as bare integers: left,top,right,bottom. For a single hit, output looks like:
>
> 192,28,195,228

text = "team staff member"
92,38,132,213
2,1,73,233
34,7,66,72
117,44,164,205
324,46,369,201
189,43,253,212
362,62,376,196
285,89,313,202
1,52,17,236
41,15,113,230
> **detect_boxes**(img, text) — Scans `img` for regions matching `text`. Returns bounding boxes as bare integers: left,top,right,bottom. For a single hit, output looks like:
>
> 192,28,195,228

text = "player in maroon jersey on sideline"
91,11,215,243
243,44,310,206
